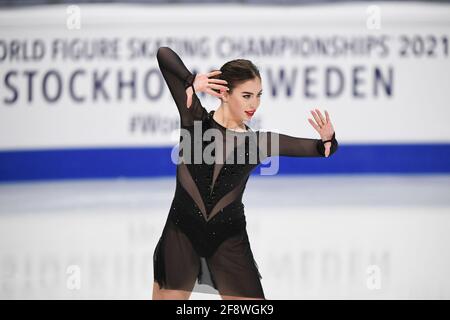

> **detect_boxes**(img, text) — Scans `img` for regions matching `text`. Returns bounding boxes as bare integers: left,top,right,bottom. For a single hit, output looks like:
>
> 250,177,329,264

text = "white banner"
0,2,449,151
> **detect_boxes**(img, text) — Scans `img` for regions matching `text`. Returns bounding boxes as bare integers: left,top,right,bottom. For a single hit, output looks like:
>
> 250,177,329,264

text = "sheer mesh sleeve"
258,131,339,159
156,46,208,126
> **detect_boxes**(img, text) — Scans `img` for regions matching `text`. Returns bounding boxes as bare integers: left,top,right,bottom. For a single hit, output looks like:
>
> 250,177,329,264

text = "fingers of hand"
206,88,223,98
208,78,228,85
315,108,327,125
325,110,330,123
308,118,320,131
207,70,222,77
310,110,323,128
207,83,229,92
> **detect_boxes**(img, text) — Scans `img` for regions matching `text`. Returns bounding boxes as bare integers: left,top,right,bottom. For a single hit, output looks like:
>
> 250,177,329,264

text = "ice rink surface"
1,174,449,299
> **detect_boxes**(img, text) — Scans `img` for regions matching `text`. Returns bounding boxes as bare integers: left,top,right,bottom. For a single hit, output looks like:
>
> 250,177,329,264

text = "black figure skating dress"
153,46,338,299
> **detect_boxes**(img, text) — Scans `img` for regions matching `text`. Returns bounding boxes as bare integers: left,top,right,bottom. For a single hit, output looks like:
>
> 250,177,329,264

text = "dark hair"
210,59,261,95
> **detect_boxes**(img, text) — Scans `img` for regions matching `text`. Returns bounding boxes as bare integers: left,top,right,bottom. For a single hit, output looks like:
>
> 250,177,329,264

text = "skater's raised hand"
193,70,229,99
308,109,335,141
308,108,335,157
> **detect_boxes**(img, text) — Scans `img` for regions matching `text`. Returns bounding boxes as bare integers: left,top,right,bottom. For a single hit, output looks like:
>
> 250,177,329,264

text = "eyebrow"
241,90,263,94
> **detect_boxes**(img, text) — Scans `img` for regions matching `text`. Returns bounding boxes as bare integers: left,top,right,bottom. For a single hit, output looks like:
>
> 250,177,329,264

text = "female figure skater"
152,46,338,300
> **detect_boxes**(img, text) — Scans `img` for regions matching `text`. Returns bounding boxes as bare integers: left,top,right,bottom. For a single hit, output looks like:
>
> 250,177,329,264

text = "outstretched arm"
156,46,207,126
258,131,338,158
257,109,339,159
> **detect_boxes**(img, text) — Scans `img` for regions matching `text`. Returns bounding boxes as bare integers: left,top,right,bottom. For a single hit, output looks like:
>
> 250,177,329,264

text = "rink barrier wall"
1,143,450,182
